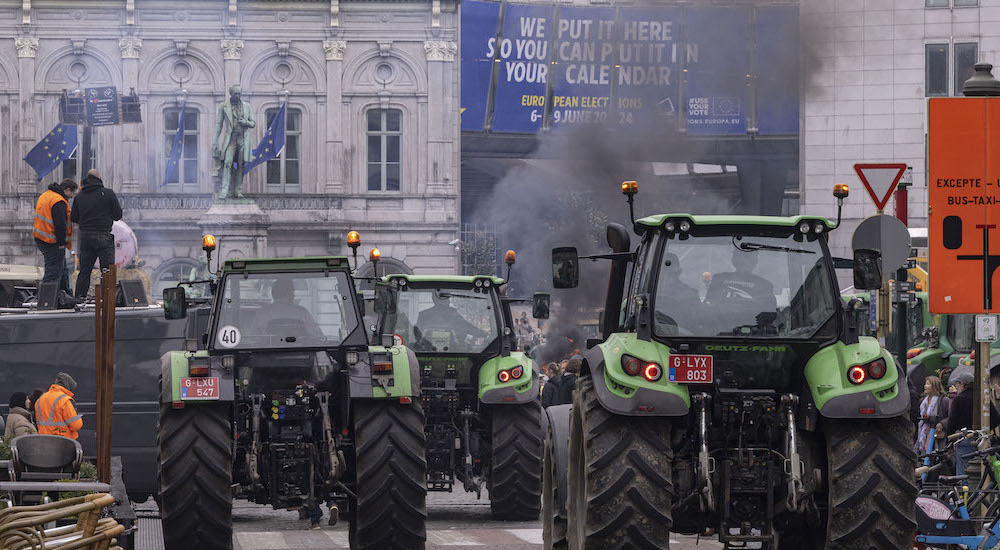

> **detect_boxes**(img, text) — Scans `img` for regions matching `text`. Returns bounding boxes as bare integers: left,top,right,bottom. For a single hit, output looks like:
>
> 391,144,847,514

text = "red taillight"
189,365,210,377
511,366,524,379
907,348,923,360
859,408,875,415
643,363,662,382
867,359,887,380
848,366,866,385
373,361,393,374
399,396,412,404
623,357,642,376
498,370,511,383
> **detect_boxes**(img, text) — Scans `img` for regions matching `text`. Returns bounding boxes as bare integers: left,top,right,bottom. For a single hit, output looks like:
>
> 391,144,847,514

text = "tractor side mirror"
163,286,187,320
853,248,883,291
552,247,579,289
606,223,631,253
374,284,396,315
532,293,551,319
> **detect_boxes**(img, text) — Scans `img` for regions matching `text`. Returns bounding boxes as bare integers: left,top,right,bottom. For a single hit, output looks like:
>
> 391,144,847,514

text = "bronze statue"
212,85,256,199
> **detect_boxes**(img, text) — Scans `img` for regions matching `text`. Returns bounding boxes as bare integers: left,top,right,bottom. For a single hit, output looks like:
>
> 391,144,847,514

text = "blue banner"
461,0,500,132
490,3,551,133
460,2,799,136
684,7,749,135
755,7,799,135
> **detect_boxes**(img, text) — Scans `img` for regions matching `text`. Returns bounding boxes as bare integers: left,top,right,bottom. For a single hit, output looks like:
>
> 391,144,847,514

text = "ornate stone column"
423,40,456,196
15,36,38,194
323,39,346,194
119,35,142,192
221,39,243,88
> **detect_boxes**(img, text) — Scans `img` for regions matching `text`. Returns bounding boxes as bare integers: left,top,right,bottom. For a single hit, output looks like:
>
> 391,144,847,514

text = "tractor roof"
223,256,351,272
381,274,506,286
636,214,836,229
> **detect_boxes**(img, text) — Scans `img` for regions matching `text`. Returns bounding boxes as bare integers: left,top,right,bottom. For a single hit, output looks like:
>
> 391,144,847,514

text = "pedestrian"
937,370,974,475
33,178,79,299
541,363,562,408
559,356,581,405
5,392,37,439
27,388,44,422
35,373,83,440
914,376,948,456
71,168,122,300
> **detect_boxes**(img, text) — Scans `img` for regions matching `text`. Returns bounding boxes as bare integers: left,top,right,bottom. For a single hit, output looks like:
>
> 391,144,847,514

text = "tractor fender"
479,352,539,405
159,350,235,404
806,338,909,419
364,345,421,399
583,342,690,417
545,404,572,518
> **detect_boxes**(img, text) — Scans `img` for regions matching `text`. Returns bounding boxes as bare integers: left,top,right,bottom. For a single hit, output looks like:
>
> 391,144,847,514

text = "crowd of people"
2,373,84,444
912,370,981,476
540,356,580,408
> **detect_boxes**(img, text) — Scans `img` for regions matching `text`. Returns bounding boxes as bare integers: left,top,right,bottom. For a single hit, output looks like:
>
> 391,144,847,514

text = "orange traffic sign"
854,163,907,211
928,98,1000,314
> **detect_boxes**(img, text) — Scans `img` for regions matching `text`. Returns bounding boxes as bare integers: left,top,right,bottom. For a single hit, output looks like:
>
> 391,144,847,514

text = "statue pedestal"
197,200,270,262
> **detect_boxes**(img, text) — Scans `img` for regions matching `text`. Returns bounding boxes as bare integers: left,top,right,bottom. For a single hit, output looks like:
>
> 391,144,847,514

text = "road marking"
325,531,350,548
235,532,289,550
507,529,543,544
428,530,484,545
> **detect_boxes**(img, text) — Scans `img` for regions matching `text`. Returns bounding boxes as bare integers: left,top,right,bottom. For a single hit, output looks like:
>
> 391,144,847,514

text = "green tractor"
157,240,427,550
374,267,543,520
540,183,916,549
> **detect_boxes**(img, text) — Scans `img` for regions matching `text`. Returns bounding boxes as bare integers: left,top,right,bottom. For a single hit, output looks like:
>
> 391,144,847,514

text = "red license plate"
668,355,713,383
180,377,220,400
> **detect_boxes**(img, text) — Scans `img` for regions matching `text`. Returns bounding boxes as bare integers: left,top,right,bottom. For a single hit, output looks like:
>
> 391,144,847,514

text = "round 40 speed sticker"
218,325,242,348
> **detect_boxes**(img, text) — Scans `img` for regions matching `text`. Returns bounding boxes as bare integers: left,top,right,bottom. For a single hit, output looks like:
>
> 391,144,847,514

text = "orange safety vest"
34,384,83,440
33,190,73,249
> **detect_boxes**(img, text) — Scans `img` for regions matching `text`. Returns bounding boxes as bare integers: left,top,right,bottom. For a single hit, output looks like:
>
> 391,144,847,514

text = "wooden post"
95,266,117,484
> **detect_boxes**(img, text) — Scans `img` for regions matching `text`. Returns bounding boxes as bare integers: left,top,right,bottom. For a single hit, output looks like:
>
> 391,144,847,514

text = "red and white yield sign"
854,163,908,211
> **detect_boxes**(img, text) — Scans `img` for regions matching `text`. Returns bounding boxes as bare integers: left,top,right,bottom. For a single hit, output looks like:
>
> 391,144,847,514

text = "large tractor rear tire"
566,377,673,550
158,402,234,550
352,400,427,550
826,415,917,550
490,400,543,520
542,404,572,549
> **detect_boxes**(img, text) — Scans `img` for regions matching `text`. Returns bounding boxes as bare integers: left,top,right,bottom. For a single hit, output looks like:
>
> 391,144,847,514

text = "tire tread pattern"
490,400,544,520
158,403,234,550
569,376,673,550
353,401,428,550
826,416,917,550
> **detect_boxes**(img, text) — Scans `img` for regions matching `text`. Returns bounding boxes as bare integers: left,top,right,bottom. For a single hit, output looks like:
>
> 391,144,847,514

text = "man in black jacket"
559,356,581,405
541,363,563,408
71,169,122,299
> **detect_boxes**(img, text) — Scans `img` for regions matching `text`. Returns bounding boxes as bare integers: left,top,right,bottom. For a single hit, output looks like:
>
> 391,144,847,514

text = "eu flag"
245,103,286,173
24,124,77,181
160,101,186,188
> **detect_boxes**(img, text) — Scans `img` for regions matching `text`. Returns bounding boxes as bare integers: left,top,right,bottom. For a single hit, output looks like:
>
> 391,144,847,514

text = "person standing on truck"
33,178,79,298
35,373,83,440
71,169,122,300
5,392,37,439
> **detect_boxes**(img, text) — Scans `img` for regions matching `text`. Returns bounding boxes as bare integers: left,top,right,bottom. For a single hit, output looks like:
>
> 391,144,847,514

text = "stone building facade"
800,0,998,258
0,0,460,296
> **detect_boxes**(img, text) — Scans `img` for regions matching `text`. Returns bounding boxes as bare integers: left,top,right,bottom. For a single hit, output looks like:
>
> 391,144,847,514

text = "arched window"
152,258,200,298
366,109,401,191
265,107,302,193
162,107,200,191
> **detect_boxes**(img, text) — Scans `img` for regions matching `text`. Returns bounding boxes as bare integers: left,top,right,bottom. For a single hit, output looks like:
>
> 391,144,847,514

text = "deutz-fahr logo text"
704,344,788,352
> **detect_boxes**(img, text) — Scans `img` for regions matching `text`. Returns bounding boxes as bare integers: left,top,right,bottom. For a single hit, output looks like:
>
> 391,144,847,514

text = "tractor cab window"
214,271,358,349
948,314,976,353
653,230,837,339
388,286,499,353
